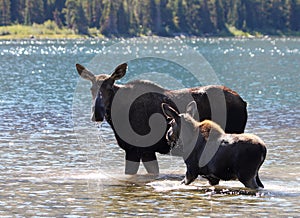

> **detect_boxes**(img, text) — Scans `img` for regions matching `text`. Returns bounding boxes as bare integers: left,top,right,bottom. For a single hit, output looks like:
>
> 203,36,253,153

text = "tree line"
1,0,300,36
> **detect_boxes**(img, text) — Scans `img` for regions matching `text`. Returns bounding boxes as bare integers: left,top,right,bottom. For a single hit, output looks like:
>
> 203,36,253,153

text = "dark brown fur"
76,63,248,175
162,102,266,189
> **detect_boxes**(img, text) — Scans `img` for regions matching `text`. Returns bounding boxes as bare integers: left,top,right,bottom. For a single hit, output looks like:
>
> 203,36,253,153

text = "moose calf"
162,101,267,189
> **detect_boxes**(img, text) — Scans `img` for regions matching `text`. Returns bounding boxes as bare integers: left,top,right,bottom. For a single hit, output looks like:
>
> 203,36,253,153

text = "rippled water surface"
0,37,299,217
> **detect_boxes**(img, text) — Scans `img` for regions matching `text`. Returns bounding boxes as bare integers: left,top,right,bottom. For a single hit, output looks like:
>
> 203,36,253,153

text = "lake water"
0,37,299,217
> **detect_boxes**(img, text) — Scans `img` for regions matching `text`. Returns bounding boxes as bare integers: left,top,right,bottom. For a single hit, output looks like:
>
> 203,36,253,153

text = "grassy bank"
226,24,300,37
0,23,258,39
1,21,299,40
0,21,104,39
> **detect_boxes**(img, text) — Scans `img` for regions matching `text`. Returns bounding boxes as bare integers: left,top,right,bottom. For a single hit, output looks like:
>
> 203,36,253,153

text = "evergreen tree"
53,8,63,28
290,0,300,31
1,0,300,36
117,0,129,35
199,0,216,34
237,0,246,30
100,0,118,35
272,0,289,31
91,0,103,28
63,0,88,34
175,0,188,33
63,0,76,29
127,0,139,35
149,0,157,34
245,0,259,30
223,0,236,26
0,0,11,25
10,0,26,24
185,0,201,35
77,1,89,34
24,0,44,24
44,0,55,21
83,0,93,26
161,0,175,35
215,0,226,32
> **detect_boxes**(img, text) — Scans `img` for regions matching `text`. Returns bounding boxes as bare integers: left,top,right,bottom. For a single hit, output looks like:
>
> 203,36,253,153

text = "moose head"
162,101,199,149
76,63,127,122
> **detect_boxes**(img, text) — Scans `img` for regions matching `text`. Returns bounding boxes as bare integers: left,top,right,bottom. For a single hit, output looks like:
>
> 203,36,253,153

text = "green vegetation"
0,21,103,39
0,0,300,39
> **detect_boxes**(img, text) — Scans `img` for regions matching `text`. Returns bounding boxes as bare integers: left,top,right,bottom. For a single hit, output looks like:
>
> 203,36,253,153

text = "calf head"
162,101,198,150
161,103,181,148
76,63,127,122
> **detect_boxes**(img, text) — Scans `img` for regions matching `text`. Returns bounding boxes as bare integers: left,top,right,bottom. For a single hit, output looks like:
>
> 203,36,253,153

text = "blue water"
0,37,299,217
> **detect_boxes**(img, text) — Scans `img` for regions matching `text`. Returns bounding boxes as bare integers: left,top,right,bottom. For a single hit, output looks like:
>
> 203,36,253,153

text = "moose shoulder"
76,63,248,175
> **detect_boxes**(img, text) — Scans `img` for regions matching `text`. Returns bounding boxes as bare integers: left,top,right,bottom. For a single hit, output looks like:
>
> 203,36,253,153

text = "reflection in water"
0,38,299,216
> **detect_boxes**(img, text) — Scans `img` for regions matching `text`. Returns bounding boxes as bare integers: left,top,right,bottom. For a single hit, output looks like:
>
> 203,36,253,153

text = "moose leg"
238,173,259,189
240,178,259,189
141,152,159,175
206,176,220,186
182,169,198,185
256,174,264,188
238,166,260,189
125,149,140,175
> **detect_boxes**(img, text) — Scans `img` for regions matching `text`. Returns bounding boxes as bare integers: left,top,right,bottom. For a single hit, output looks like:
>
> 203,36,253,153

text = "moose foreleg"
141,152,159,175
125,149,140,175
182,168,198,185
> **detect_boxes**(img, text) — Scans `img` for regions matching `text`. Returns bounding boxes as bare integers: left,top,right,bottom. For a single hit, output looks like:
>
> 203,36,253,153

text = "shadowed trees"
1,0,300,36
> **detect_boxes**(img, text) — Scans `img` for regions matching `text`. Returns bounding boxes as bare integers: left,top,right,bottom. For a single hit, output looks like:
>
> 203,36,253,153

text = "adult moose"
161,101,266,189
76,63,248,175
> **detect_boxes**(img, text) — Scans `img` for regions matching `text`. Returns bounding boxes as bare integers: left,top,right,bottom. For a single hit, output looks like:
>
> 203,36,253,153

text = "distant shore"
1,24,300,40
0,23,97,40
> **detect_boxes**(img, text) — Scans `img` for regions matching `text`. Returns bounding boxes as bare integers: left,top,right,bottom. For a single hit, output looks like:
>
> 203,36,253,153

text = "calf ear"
110,63,127,80
186,101,197,118
76,64,96,82
161,103,179,119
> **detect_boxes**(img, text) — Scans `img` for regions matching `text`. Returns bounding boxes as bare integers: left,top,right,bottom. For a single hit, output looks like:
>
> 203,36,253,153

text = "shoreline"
0,22,300,40
1,35,300,41
1,24,300,40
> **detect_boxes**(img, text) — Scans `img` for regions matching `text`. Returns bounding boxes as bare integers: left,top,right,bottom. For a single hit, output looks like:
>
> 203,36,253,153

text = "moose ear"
76,63,96,82
161,103,179,119
110,63,127,80
186,101,197,118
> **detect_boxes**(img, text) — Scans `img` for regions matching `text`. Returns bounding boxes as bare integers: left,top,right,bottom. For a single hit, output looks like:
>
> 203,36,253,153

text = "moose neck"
101,83,123,126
